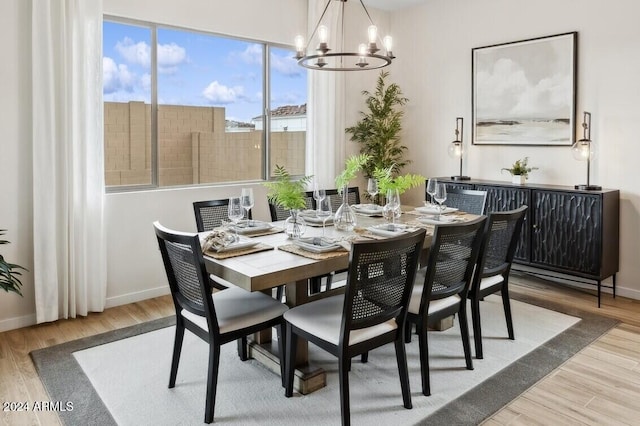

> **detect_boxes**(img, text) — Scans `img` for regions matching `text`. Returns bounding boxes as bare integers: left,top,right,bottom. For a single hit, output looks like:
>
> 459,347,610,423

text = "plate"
293,237,342,253
367,223,409,237
417,215,463,225
229,221,273,234
415,205,459,215
353,204,384,215
215,237,260,253
303,215,334,225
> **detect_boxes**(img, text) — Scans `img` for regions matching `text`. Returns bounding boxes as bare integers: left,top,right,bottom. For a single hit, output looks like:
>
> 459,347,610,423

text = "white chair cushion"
283,295,397,347
181,286,288,335
479,274,504,291
409,280,461,315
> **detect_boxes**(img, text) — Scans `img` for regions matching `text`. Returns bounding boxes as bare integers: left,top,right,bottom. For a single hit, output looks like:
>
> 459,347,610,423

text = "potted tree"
264,165,312,238
1,230,26,296
501,157,538,184
345,71,410,182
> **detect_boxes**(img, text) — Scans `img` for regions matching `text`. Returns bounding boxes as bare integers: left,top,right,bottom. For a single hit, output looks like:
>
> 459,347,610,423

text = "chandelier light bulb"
367,25,378,43
318,25,329,44
358,43,367,56
295,35,305,52
383,35,393,51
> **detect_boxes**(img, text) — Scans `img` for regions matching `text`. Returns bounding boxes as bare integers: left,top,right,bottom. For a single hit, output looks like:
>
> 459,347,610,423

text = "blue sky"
103,21,307,123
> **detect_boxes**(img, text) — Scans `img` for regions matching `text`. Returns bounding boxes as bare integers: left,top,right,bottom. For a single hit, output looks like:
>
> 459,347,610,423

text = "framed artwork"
472,32,577,146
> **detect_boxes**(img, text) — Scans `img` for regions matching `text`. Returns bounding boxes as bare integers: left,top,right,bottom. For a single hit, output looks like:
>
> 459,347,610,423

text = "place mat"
241,226,284,237
204,243,273,259
278,243,349,260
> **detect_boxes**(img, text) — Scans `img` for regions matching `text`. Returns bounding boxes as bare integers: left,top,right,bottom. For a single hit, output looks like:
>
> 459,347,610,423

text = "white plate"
303,215,334,225
230,221,273,234
417,215,463,225
415,205,459,215
367,223,409,237
216,237,260,252
353,204,384,215
293,238,342,253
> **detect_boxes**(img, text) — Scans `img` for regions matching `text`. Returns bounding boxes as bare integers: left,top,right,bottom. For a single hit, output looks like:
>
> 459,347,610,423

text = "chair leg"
284,324,298,397
339,355,351,426
309,277,321,294
360,352,368,363
404,321,413,344
237,336,248,361
394,336,412,409
458,305,474,371
276,323,286,387
502,285,515,340
326,272,334,291
471,297,484,359
276,285,284,302
417,323,431,396
204,344,221,424
169,320,185,388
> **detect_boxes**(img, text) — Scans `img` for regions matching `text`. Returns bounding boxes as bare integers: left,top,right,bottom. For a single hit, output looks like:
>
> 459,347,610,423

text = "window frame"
103,15,304,193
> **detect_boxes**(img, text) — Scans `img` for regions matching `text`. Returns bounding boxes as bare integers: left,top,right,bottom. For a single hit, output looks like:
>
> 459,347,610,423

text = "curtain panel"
32,0,106,322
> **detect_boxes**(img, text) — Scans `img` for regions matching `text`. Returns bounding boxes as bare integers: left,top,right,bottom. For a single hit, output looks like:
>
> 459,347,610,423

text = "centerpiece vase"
334,186,357,231
284,209,306,239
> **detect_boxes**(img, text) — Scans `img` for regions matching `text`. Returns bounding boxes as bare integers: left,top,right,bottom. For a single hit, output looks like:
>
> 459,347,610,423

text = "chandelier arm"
358,0,377,26
306,0,335,51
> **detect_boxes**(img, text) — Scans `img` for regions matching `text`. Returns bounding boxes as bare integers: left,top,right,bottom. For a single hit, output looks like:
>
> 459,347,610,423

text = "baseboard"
105,286,170,309
0,313,37,333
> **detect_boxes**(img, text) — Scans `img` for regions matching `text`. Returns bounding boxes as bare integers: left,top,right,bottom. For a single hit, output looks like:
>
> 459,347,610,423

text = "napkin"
201,230,236,253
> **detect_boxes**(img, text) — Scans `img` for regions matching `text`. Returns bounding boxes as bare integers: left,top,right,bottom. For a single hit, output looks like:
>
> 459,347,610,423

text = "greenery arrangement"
1,230,26,296
373,164,425,195
501,157,538,179
345,71,409,178
335,154,371,192
264,165,312,210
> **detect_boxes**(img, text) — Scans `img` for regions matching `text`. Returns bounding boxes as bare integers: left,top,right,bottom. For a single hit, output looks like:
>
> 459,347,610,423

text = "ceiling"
363,0,428,11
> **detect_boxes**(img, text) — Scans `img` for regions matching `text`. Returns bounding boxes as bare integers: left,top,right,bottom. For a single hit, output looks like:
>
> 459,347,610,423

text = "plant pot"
334,186,357,231
512,175,526,185
284,209,306,239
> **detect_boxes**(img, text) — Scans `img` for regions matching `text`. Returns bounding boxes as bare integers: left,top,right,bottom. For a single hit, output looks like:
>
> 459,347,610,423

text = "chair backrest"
325,187,360,212
445,188,487,215
472,206,528,288
419,217,486,311
193,199,252,232
339,229,426,346
153,222,219,334
268,191,314,221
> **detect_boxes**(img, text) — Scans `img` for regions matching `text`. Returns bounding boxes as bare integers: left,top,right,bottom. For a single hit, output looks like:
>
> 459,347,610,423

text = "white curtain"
305,0,347,188
32,0,106,322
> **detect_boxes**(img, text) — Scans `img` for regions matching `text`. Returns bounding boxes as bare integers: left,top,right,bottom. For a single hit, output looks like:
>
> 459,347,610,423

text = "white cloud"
271,52,301,77
103,56,135,94
158,42,187,67
202,81,245,104
115,37,150,68
115,37,187,74
231,43,262,66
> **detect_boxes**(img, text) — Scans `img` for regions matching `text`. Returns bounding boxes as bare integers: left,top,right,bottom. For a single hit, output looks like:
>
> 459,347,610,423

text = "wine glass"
316,196,332,240
240,188,254,226
313,181,325,208
367,178,379,207
383,189,401,229
227,197,244,242
426,178,438,207
433,183,447,221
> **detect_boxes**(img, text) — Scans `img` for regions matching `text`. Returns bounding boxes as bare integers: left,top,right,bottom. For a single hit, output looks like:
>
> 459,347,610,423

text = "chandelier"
294,0,395,71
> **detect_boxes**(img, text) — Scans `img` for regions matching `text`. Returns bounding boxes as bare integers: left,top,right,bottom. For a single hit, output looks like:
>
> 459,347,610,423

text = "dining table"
201,204,476,394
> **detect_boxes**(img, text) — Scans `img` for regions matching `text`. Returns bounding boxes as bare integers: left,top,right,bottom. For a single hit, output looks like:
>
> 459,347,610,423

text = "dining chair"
284,229,426,426
153,222,288,424
406,216,486,396
443,188,487,215
469,205,528,359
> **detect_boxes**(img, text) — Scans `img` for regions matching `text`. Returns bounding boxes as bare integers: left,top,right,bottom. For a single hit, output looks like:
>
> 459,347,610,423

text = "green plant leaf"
263,165,312,210
335,154,371,191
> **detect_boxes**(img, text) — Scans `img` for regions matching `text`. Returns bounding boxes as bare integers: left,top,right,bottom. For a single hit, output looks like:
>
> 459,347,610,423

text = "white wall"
386,0,640,299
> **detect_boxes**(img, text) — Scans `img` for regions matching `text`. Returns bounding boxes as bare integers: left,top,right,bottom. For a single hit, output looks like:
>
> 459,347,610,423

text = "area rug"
31,295,617,425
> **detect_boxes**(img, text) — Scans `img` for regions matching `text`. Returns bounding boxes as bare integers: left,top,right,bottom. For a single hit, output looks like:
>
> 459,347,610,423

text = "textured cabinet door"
531,190,602,276
477,185,531,262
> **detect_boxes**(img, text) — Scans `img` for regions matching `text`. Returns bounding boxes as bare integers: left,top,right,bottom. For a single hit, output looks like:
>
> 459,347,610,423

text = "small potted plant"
1,229,27,297
372,164,425,196
334,154,371,231
502,157,538,184
264,165,312,238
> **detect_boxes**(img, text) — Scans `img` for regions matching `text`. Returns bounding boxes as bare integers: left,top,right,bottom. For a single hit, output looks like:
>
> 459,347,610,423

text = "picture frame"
472,32,577,146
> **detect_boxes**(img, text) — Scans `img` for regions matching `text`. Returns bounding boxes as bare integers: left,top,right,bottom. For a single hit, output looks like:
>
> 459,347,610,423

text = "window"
103,18,307,190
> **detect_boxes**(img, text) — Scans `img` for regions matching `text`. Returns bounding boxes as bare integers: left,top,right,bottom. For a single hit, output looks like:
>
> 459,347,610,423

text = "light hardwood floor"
1,275,639,425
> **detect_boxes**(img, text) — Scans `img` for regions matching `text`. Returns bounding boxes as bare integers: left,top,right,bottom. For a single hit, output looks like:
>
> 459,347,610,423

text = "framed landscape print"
472,32,577,146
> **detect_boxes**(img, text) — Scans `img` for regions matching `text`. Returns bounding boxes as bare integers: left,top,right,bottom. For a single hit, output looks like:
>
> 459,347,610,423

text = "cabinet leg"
613,274,616,298
597,280,601,308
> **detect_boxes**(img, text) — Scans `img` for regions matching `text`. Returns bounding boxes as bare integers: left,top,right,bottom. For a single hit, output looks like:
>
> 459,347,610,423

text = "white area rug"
73,295,579,425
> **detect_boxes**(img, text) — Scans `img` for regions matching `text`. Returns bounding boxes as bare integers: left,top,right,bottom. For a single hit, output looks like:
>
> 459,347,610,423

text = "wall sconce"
447,117,470,180
571,111,601,190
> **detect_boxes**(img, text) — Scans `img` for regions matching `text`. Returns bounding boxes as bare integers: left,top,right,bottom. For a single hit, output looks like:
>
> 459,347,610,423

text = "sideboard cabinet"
435,178,619,306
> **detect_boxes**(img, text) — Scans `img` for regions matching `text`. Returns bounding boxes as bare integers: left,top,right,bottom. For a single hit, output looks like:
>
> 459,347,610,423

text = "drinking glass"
367,178,379,207
240,188,254,226
227,197,244,242
433,183,447,220
313,181,325,208
316,196,332,239
426,178,438,206
383,189,401,228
